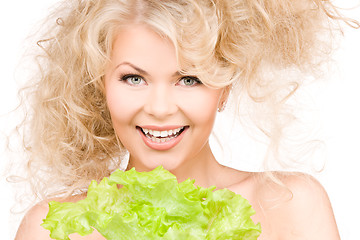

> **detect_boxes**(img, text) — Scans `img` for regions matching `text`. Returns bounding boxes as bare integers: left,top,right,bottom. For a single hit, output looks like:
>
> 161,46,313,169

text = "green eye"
179,76,201,86
129,76,143,85
121,74,146,86
183,78,195,86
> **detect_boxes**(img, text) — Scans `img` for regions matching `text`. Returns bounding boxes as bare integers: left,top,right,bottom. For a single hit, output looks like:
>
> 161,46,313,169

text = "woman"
15,0,355,239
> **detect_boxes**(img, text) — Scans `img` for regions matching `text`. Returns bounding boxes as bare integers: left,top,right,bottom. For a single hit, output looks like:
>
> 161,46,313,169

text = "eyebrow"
115,62,182,77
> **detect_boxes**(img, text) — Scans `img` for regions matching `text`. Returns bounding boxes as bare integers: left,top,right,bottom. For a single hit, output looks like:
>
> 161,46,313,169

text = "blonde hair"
16,0,357,199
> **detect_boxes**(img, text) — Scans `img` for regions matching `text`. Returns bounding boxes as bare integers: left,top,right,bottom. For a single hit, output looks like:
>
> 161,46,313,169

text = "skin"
104,25,232,186
15,25,340,240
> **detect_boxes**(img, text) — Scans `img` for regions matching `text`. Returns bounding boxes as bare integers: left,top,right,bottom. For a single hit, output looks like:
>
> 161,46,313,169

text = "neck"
128,142,225,188
169,143,221,188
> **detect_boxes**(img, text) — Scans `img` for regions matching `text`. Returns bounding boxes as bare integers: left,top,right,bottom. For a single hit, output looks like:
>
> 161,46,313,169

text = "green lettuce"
42,166,261,239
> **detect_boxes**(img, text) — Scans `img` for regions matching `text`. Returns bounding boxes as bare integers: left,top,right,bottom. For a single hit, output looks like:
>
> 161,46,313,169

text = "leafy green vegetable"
42,166,261,239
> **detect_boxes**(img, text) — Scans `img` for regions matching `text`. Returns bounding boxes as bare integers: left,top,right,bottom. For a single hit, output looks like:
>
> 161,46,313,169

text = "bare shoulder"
15,194,105,240
253,172,340,240
15,200,53,240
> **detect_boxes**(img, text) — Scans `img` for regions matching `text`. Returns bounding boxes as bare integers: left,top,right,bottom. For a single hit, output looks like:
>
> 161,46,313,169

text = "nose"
143,84,178,119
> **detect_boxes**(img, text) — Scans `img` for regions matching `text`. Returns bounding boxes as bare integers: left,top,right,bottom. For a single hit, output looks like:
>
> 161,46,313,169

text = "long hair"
15,0,357,199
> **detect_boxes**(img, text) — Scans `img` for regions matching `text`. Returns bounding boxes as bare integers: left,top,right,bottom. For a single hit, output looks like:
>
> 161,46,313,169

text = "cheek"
180,89,221,130
180,90,221,124
105,86,140,127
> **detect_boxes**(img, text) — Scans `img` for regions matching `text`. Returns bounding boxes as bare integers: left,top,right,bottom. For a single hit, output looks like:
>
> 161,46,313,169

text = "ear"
218,85,231,112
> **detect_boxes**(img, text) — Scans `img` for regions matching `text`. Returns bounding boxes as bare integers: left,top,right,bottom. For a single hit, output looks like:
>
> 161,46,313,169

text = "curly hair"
17,0,358,199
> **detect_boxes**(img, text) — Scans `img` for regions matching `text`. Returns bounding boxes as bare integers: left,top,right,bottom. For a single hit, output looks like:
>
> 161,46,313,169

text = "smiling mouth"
137,126,187,143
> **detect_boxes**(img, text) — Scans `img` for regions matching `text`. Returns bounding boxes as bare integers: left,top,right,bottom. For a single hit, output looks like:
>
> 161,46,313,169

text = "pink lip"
138,125,185,131
137,126,188,151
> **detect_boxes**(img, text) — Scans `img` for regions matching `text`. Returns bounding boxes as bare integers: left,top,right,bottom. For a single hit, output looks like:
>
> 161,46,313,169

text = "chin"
131,154,186,172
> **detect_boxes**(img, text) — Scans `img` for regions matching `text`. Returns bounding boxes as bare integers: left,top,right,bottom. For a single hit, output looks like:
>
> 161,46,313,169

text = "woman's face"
105,25,226,172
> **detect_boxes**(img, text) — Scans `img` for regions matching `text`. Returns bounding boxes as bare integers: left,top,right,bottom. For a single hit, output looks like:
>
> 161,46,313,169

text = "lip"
137,125,189,151
138,125,185,131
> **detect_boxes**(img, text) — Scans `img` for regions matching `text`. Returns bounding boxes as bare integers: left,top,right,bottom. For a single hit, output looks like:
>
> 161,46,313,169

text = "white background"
0,0,359,239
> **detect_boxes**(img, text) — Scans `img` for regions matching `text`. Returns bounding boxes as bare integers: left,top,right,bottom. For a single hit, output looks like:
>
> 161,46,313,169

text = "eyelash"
119,74,146,86
178,76,202,86
118,74,202,87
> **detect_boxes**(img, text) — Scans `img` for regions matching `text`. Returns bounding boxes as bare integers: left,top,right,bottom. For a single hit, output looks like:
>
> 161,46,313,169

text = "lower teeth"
148,135,176,143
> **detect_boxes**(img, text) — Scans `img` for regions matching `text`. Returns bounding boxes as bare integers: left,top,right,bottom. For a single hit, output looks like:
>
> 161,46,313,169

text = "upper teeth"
142,127,184,138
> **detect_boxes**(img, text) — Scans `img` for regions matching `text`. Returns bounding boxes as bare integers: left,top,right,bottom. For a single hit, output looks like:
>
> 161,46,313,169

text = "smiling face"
105,25,226,174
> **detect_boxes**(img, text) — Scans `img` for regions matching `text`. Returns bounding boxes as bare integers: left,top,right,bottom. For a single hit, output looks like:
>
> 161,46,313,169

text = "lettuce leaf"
41,166,261,239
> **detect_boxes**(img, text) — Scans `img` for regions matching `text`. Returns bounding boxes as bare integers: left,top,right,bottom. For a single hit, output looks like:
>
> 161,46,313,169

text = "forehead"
110,25,178,72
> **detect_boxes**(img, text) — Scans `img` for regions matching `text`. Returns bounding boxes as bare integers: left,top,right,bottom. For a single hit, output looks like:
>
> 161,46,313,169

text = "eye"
178,76,202,87
120,74,146,86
